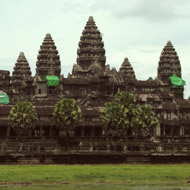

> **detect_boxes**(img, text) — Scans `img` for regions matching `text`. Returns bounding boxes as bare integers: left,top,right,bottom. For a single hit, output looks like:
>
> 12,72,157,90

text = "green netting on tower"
169,75,185,88
0,91,10,104
46,76,59,87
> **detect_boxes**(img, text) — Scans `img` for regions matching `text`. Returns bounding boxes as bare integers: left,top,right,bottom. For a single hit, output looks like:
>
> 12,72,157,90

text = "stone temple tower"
119,58,136,80
71,16,106,78
36,33,61,81
157,41,181,83
11,52,32,93
33,33,61,98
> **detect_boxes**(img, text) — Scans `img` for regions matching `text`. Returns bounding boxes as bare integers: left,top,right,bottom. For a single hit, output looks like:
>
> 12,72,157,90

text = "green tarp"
169,75,185,88
46,76,59,87
0,91,10,104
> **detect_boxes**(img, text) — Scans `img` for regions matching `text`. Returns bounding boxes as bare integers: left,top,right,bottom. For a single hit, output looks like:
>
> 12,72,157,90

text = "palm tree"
53,98,81,147
100,101,129,138
9,101,38,136
100,91,158,140
132,105,159,138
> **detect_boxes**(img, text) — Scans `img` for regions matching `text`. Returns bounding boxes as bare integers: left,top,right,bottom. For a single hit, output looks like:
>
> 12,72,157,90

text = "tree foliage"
52,98,81,135
100,101,129,137
114,91,136,108
131,105,159,138
100,91,158,139
9,101,38,135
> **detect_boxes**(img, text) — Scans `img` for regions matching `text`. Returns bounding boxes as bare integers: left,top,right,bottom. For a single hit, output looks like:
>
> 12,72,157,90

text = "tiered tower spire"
119,58,136,80
157,41,181,83
11,52,32,92
36,33,61,80
71,16,106,78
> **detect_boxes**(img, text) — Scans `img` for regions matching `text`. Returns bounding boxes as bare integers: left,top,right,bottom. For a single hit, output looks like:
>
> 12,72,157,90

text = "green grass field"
0,164,190,186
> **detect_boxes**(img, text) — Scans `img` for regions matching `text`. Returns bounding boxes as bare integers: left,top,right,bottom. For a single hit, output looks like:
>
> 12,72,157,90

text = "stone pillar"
89,142,93,152
123,144,127,153
79,141,83,150
180,126,184,136
163,125,165,136
107,144,110,153
156,124,161,136
157,144,163,152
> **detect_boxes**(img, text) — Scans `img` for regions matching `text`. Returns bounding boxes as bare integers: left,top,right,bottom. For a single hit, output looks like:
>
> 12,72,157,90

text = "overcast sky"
0,0,190,98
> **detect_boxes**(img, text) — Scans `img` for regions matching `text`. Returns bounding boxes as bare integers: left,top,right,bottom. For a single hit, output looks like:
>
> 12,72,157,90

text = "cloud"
139,49,160,54
59,0,94,14
115,0,176,21
90,0,190,22
0,58,15,72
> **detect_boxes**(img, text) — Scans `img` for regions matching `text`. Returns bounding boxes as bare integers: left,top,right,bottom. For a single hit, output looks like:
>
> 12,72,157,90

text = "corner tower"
157,41,181,83
72,16,106,78
36,33,61,80
11,52,32,92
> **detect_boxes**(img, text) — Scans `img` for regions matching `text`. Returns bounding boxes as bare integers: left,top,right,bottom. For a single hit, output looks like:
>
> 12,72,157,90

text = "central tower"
71,16,106,78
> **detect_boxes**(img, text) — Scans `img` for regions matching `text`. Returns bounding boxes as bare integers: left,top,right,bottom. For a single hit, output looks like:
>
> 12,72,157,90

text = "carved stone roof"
119,58,136,80
72,16,106,77
89,76,101,83
135,80,158,87
63,78,89,85
176,99,190,109
88,59,102,75
157,41,181,83
72,64,83,73
109,67,117,75
36,33,61,80
11,52,32,88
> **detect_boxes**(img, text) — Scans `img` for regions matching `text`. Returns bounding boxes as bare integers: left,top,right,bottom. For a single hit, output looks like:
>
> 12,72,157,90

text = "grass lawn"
0,164,190,186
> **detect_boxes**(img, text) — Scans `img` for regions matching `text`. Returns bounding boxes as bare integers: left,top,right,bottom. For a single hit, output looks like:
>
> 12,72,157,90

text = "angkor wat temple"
0,16,190,164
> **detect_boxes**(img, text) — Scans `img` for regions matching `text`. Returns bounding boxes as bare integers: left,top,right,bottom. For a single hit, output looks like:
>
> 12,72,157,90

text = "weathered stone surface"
157,41,181,83
11,52,32,99
71,16,106,78
119,57,136,80
0,18,189,163
36,33,61,80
